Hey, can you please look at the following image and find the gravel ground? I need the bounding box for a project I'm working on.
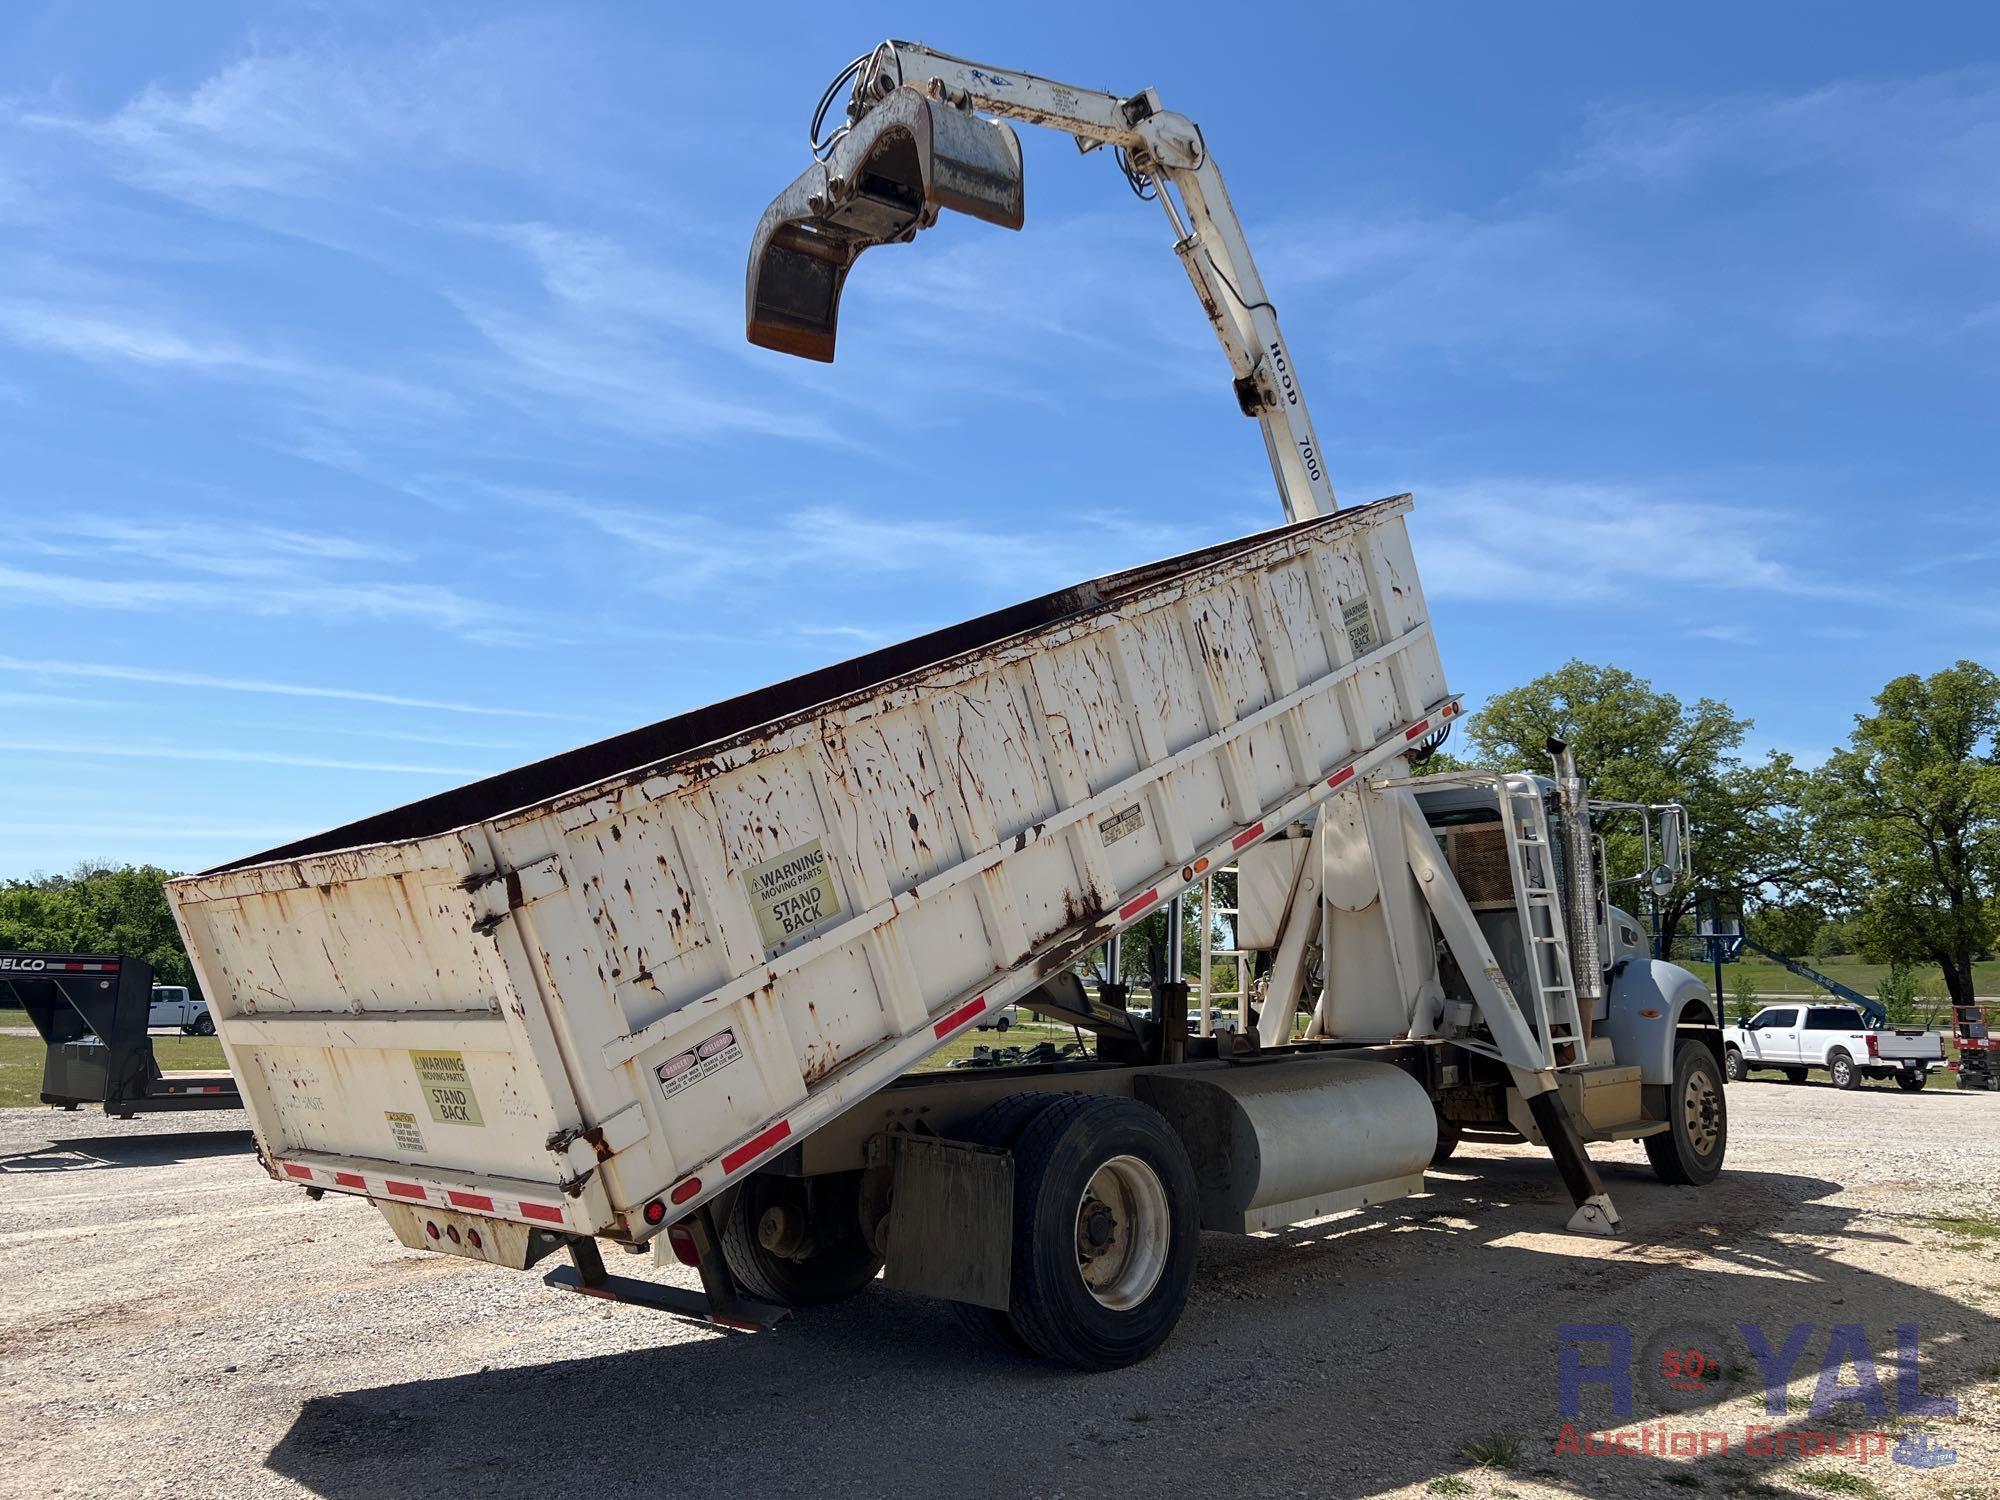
[0,1081,1994,1500]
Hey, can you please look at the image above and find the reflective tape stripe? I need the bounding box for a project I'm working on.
[932,994,987,1038]
[721,1119,793,1175]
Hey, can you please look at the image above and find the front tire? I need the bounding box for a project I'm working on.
[1005,1095,1198,1370]
[1724,1047,1746,1083]
[718,1171,882,1307]
[1430,1119,1462,1166]
[1645,1039,1728,1186]
[1828,1049,1860,1091]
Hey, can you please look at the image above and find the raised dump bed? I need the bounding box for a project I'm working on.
[167,495,1452,1247]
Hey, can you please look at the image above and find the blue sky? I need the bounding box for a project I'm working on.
[1,3,1994,876]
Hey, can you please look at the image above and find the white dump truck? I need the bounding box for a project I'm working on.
[166,42,1728,1370]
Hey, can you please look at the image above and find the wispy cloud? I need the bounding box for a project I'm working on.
[1560,68,2000,241]
[498,484,1211,602]
[0,656,583,720]
[0,510,508,637]
[0,738,482,775]
[1409,480,1830,605]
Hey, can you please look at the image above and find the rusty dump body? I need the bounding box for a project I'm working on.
[167,495,1451,1249]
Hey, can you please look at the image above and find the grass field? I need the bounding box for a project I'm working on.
[1722,956,1999,1001]
[0,1033,225,1108]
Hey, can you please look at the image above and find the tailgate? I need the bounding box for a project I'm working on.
[1878,1031,1945,1062]
[168,841,608,1234]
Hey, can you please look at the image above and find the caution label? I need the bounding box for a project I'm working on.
[385,1110,426,1153]
[655,1027,743,1101]
[1342,595,1377,658]
[411,1049,485,1126]
[744,838,844,949]
[1100,803,1146,846]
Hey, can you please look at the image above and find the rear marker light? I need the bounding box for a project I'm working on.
[445,1225,461,1244]
[467,1229,482,1250]
[425,1221,440,1240]
[645,1197,670,1223]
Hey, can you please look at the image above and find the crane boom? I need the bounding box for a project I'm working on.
[746,40,1337,523]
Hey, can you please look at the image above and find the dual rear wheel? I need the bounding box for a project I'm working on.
[950,1092,1199,1371]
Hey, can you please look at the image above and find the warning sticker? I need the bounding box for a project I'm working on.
[744,838,844,949]
[1099,804,1146,846]
[655,1028,744,1101]
[1342,595,1378,658]
[385,1110,426,1153]
[411,1049,484,1127]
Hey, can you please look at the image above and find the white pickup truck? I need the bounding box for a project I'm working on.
[147,985,215,1035]
[1724,1003,1944,1091]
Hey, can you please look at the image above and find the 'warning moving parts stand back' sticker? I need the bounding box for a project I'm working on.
[743,837,844,949]
[411,1049,485,1126]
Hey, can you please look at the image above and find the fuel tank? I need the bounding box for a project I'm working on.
[1137,1055,1435,1232]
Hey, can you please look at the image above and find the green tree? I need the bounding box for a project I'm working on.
[1806,660,1999,1007]
[0,865,196,993]
[1726,965,1762,1024]
[1748,901,1824,957]
[1465,660,1807,944]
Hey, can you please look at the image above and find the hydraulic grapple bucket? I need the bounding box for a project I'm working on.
[746,87,1024,361]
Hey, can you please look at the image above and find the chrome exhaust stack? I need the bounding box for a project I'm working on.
[746,87,1025,361]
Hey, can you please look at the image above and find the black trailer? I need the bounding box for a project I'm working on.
[2,952,240,1117]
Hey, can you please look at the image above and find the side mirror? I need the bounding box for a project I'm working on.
[1659,811,1684,874]
[1744,1016,1761,1030]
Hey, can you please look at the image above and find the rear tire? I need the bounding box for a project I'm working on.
[1644,1039,1728,1186]
[994,1015,1011,1032]
[194,1015,215,1036]
[945,1092,1063,1352]
[1723,1047,1746,1083]
[1896,1068,1927,1092]
[1005,1095,1198,1370]
[1828,1049,1859,1091]
[718,1171,882,1307]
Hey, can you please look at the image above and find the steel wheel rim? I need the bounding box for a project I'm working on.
[1683,1068,1721,1157]
[1074,1154,1169,1311]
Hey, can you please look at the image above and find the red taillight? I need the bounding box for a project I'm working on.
[445,1224,461,1244]
[666,1224,700,1267]
[424,1221,440,1240]
[1866,1034,1879,1059]
[467,1229,482,1250]
[643,1199,667,1226]
[668,1177,701,1205]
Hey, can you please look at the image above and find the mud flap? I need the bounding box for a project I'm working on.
[880,1135,1014,1310]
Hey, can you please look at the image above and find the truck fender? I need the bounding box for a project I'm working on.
[1602,959,1721,1087]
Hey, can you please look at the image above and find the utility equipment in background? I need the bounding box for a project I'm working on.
[2,952,240,1116]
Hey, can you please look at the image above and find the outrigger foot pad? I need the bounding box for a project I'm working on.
[1565,1193,1621,1236]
